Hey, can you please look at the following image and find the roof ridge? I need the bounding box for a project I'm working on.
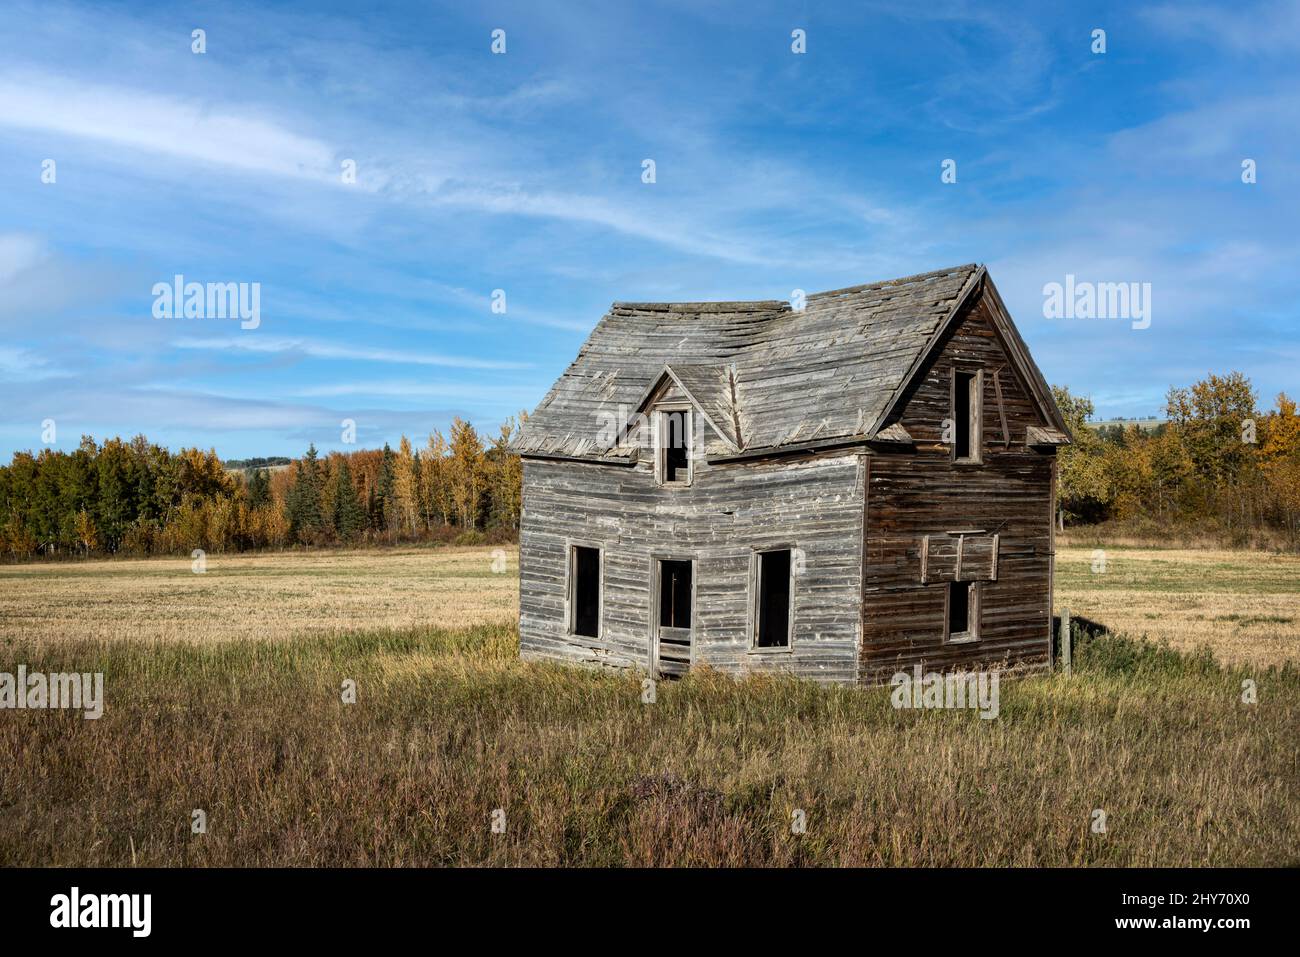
[807,263,980,301]
[611,300,787,313]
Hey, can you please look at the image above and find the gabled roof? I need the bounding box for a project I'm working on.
[627,364,742,452]
[513,264,1065,462]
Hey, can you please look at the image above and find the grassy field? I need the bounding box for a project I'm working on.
[2,544,1292,669]
[1056,546,1300,670]
[1,544,1296,866]
[0,546,518,644]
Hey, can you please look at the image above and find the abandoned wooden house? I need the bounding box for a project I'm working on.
[511,264,1071,685]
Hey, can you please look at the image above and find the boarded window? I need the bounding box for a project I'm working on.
[659,410,691,484]
[658,559,692,628]
[570,545,601,638]
[920,533,999,583]
[946,581,979,641]
[953,369,981,462]
[755,549,792,648]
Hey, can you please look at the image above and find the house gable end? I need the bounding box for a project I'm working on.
[870,272,1070,447]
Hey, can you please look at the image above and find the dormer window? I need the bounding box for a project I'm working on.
[655,407,692,486]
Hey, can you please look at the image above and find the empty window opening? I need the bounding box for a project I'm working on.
[953,370,980,461]
[755,549,792,648]
[659,410,691,484]
[570,545,601,638]
[658,560,692,629]
[947,581,978,641]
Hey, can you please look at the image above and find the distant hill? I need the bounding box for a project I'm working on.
[1084,418,1166,432]
[222,456,293,471]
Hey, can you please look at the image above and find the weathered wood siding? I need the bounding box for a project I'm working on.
[519,446,865,685]
[861,291,1056,683]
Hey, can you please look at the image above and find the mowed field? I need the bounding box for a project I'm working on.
[0,546,519,645]
[1,544,1294,668]
[1,544,1296,867]
[1055,546,1300,670]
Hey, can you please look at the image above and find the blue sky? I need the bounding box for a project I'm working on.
[1,0,1296,459]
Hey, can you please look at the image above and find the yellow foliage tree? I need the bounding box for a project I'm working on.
[448,418,484,529]
[392,436,420,535]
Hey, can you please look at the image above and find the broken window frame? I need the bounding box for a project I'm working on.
[656,558,694,630]
[749,546,795,652]
[649,553,696,676]
[944,579,980,643]
[654,405,693,487]
[950,366,984,464]
[567,541,603,639]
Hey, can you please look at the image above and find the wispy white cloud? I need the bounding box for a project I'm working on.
[293,380,542,402]
[0,71,343,183]
[0,344,66,381]
[171,335,532,371]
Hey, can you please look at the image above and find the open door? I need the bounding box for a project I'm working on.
[652,559,693,678]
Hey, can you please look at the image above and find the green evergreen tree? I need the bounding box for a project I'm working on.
[245,467,271,509]
[374,443,396,530]
[330,457,365,542]
[287,445,324,542]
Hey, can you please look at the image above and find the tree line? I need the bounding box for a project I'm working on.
[5,369,1296,559]
[0,415,525,559]
[1054,371,1300,546]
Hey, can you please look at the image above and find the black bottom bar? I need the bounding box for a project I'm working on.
[0,867,1280,943]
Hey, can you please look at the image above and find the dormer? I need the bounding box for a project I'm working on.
[623,363,743,486]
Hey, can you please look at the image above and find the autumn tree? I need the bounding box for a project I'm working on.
[486,415,524,529]
[73,509,99,556]
[422,431,452,527]
[1051,385,1111,524]
[392,436,420,535]
[448,417,484,529]
[1165,371,1258,488]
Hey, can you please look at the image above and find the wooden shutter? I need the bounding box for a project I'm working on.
[921,533,999,583]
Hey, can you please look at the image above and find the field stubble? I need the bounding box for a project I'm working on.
[0,543,1295,866]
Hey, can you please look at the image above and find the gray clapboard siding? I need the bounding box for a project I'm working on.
[520,449,865,684]
[515,265,1066,687]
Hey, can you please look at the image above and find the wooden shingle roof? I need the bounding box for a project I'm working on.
[514,263,1025,462]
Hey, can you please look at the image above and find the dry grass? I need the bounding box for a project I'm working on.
[0,546,518,644]
[1,543,1295,866]
[1056,546,1300,670]
[0,624,1294,867]
[5,543,1292,670]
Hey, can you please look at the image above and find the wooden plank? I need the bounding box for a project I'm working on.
[993,367,1010,447]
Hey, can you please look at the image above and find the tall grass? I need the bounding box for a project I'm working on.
[1,625,1295,866]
